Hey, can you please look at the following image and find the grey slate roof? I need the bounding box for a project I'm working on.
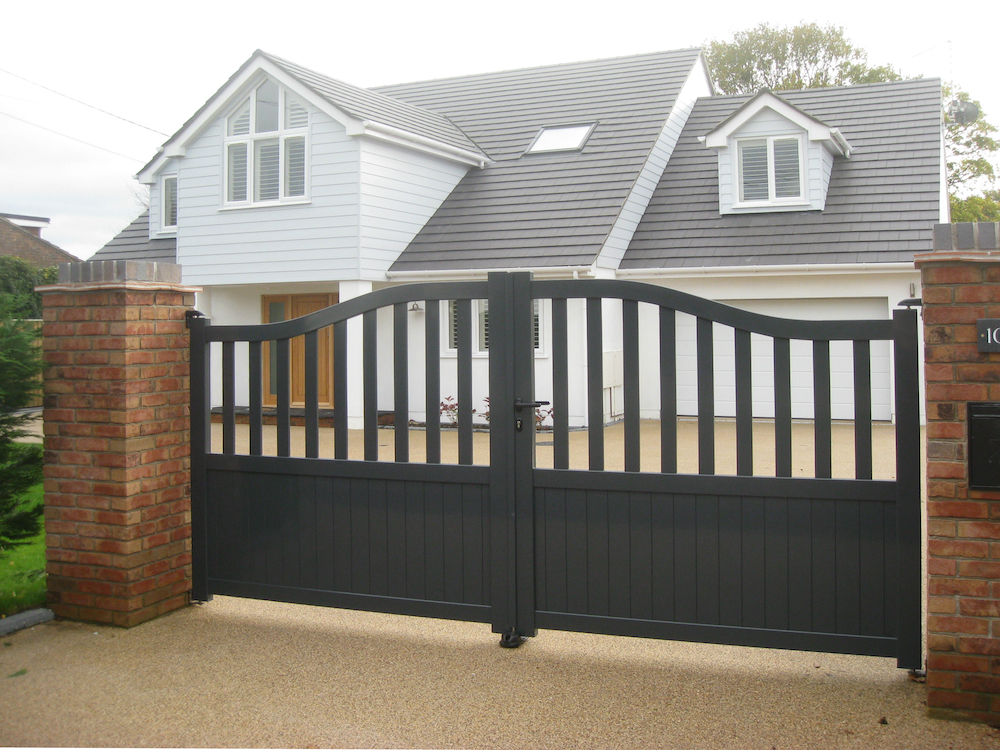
[90,211,176,263]
[375,49,704,271]
[621,78,943,269]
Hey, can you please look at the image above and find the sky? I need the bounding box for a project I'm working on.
[1,0,997,260]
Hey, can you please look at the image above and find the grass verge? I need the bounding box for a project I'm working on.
[0,482,46,618]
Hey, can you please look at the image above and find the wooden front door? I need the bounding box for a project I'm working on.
[262,293,337,407]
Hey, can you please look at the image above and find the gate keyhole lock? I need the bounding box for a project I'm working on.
[516,419,524,432]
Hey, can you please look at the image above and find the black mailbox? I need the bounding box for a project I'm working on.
[969,403,1000,489]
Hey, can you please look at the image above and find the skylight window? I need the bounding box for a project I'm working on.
[526,124,595,154]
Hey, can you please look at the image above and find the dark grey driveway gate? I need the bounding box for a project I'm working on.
[189,272,921,668]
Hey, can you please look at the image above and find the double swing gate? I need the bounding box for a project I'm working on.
[189,273,921,668]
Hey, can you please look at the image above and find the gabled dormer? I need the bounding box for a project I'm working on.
[700,90,851,215]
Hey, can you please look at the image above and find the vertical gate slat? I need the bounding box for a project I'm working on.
[811,499,837,633]
[764,498,789,630]
[368,480,388,596]
[305,330,319,459]
[248,340,263,456]
[333,320,348,460]
[456,298,473,465]
[222,340,236,455]
[741,497,765,629]
[696,496,721,623]
[835,499,862,635]
[587,299,604,471]
[697,318,715,475]
[623,300,640,472]
[735,329,753,476]
[586,490,610,616]
[629,492,653,620]
[424,301,441,464]
[386,479,407,598]
[650,494,675,622]
[858,500,885,636]
[854,340,873,480]
[552,298,569,470]
[814,341,832,479]
[608,491,631,618]
[718,496,743,627]
[405,482,425,600]
[394,303,409,463]
[276,338,290,458]
[673,495,697,622]
[786,499,812,631]
[774,338,792,478]
[660,307,677,474]
[363,310,378,462]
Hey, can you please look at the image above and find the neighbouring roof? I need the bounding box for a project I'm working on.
[0,216,78,266]
[378,49,704,271]
[622,78,943,269]
[90,211,176,263]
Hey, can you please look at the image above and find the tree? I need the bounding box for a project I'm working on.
[0,256,57,319]
[951,190,1000,223]
[706,23,901,95]
[945,85,999,196]
[0,296,44,557]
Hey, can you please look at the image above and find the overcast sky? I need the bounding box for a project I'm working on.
[1,0,996,260]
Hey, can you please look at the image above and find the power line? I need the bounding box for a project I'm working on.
[0,110,145,163]
[0,66,169,136]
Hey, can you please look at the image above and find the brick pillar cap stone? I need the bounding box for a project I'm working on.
[57,260,182,285]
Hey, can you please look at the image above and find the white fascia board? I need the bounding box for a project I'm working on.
[616,262,916,279]
[137,55,365,184]
[702,92,850,157]
[385,265,594,281]
[351,120,490,168]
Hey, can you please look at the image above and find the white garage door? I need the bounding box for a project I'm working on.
[672,297,893,422]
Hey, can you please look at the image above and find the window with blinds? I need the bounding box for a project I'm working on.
[162,176,178,229]
[737,135,803,205]
[224,79,308,205]
[448,299,541,353]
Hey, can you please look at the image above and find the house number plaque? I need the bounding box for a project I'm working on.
[978,320,1000,352]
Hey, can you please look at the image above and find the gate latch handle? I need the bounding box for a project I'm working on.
[514,398,550,412]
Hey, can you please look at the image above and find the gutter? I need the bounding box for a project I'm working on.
[615,262,917,279]
[385,265,596,281]
[359,120,491,168]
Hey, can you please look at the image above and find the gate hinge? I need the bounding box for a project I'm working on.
[185,309,206,329]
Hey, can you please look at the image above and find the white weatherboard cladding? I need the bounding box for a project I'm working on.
[596,60,713,269]
[176,112,362,286]
[717,108,832,214]
[359,140,470,278]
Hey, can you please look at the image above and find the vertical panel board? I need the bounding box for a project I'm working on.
[463,484,485,605]
[424,302,441,464]
[351,478,371,593]
[297,475,318,589]
[248,474,268,584]
[386,480,407,598]
[248,341,263,456]
[697,318,715,475]
[543,488,568,613]
[363,311,378,461]
[587,300,604,470]
[368,479,389,596]
[660,307,677,474]
[442,482,465,603]
[315,476,335,591]
[334,320,348,460]
[566,489,589,614]
[205,472,224,583]
[858,500,886,636]
[786,499,812,631]
[764,498,790,630]
[740,497,766,629]
[587,490,610,616]
[673,495,698,622]
[405,482,426,600]
[265,474,285,586]
[281,477,302,589]
[811,500,837,633]
[835,499,862,635]
[696,496,721,624]
[552,299,570,469]
[333,477,353,591]
[629,492,653,621]
[423,482,445,602]
[651,493,675,622]
[535,489,547,609]
[883,502,899,638]
[717,496,743,627]
[608,491,631,618]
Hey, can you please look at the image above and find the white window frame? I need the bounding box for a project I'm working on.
[732,134,807,208]
[442,299,545,357]
[160,174,178,232]
[222,78,309,208]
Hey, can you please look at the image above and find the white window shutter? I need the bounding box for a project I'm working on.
[227,144,248,202]
[773,138,801,199]
[254,139,280,201]
[739,140,769,202]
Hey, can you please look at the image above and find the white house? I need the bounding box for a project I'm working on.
[93,49,945,427]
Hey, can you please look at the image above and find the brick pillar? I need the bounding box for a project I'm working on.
[39,261,199,627]
[916,222,1000,723]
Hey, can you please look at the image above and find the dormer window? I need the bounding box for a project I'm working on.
[736,135,804,205]
[225,78,309,205]
[525,123,596,154]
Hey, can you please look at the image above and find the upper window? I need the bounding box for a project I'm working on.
[162,175,177,230]
[736,136,803,205]
[526,124,595,154]
[225,79,308,205]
